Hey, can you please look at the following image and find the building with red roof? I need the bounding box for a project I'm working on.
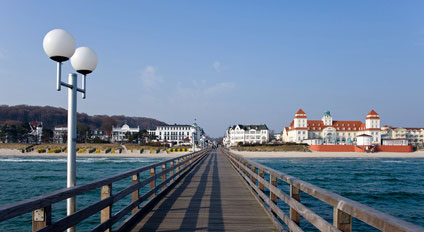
[282,109,381,145]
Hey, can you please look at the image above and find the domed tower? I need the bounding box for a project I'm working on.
[322,110,333,126]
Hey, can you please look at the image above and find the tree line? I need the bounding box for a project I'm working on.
[0,105,167,143]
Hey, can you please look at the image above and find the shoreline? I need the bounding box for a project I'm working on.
[0,149,188,158]
[231,150,424,158]
[2,148,424,159]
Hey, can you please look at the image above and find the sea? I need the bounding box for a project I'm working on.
[0,156,423,231]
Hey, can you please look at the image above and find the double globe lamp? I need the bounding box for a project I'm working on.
[43,28,98,230]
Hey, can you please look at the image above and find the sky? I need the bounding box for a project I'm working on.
[0,1,424,137]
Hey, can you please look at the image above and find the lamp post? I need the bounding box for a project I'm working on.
[43,29,98,232]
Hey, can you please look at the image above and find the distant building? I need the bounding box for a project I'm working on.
[382,138,409,146]
[273,133,282,141]
[381,126,424,145]
[90,129,110,142]
[28,121,43,144]
[282,109,381,145]
[112,124,140,143]
[223,124,269,147]
[356,134,372,146]
[53,127,67,143]
[148,123,205,146]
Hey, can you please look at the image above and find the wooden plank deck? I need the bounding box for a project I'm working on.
[131,149,278,231]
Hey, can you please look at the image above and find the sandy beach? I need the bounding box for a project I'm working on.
[231,150,424,158]
[0,149,189,158]
[2,148,424,158]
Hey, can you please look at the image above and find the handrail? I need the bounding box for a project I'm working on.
[221,148,424,232]
[0,148,210,231]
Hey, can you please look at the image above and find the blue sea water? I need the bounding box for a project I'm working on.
[0,156,423,231]
[253,158,424,231]
[0,156,166,232]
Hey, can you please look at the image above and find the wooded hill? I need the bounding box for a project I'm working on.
[0,105,167,132]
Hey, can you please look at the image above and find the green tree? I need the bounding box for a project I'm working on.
[77,123,90,143]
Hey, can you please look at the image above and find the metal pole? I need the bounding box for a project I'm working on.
[82,74,86,99]
[67,73,77,232]
[56,62,62,91]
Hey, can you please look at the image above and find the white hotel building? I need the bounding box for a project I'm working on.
[223,124,270,147]
[282,109,381,145]
[112,124,140,143]
[148,123,205,146]
[381,126,424,145]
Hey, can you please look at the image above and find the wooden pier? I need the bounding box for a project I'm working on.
[131,149,277,231]
[0,148,423,232]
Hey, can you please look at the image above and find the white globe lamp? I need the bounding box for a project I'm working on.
[43,29,76,62]
[71,47,98,75]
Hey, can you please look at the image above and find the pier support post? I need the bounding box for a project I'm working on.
[150,167,156,198]
[290,185,301,229]
[334,208,352,232]
[162,164,166,190]
[251,165,257,185]
[100,184,112,232]
[270,174,278,215]
[258,169,265,192]
[131,174,139,214]
[170,161,174,183]
[175,159,180,177]
[32,206,51,231]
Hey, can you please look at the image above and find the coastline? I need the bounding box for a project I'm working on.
[231,150,424,158]
[0,149,188,158]
[3,148,424,159]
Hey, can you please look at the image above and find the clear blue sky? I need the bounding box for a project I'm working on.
[0,1,424,137]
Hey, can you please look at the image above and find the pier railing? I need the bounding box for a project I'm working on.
[222,148,424,232]
[0,149,209,232]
